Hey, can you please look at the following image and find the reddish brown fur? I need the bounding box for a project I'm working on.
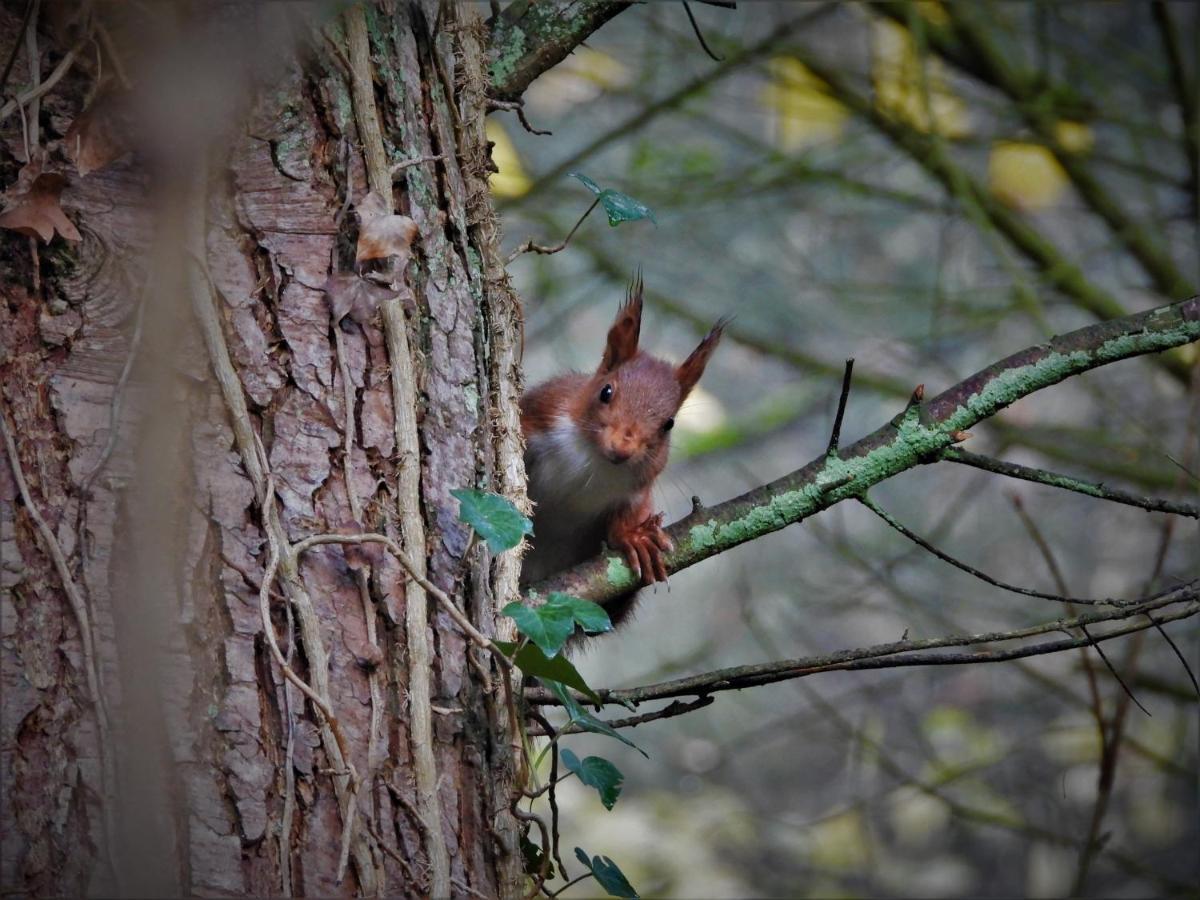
[520,277,725,626]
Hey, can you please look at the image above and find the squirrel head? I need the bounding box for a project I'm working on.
[578,273,728,473]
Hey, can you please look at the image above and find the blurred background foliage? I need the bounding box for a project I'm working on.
[492,2,1196,897]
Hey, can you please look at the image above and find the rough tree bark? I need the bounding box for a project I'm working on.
[1,2,530,896]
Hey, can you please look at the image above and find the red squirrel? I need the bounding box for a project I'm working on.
[519,274,726,626]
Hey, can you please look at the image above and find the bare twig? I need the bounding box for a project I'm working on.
[942,447,1200,519]
[506,197,599,264]
[489,98,552,135]
[825,358,854,454]
[682,1,723,61]
[859,495,1142,608]
[531,695,716,735]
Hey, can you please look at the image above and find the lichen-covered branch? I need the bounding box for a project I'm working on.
[527,294,1200,605]
[488,0,631,101]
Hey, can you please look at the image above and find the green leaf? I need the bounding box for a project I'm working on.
[501,594,610,657]
[450,488,532,554]
[568,172,602,195]
[493,640,518,657]
[548,681,647,758]
[502,601,575,657]
[574,848,639,899]
[560,749,623,810]
[512,645,602,705]
[567,172,656,227]
[597,189,656,227]
[545,593,612,635]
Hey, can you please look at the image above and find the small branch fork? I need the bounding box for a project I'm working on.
[506,197,600,264]
[489,98,552,136]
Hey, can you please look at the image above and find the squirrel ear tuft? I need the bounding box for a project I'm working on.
[600,269,644,372]
[677,314,730,398]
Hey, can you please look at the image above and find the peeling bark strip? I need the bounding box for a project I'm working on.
[531,295,1200,605]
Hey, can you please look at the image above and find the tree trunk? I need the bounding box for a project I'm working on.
[1,2,525,896]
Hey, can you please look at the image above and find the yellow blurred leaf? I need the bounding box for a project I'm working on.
[760,57,848,150]
[486,119,531,198]
[1055,120,1094,154]
[807,810,870,871]
[989,141,1068,210]
[872,19,969,138]
[526,48,631,116]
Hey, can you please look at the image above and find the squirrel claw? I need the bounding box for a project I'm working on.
[614,512,672,585]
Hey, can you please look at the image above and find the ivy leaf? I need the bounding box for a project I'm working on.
[511,644,602,705]
[451,488,532,554]
[568,172,603,195]
[561,749,623,810]
[574,848,640,899]
[548,681,647,758]
[568,172,657,227]
[545,593,612,635]
[502,594,612,657]
[502,601,575,658]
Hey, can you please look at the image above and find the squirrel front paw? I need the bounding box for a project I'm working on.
[611,512,674,584]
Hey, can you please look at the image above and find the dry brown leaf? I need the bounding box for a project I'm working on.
[0,169,82,243]
[64,91,133,177]
[322,273,397,326]
[354,190,417,264]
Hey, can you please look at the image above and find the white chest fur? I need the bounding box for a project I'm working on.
[526,415,638,522]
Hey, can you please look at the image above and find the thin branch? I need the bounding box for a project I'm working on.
[506,197,599,264]
[682,2,723,61]
[1007,492,1108,725]
[533,695,716,736]
[527,295,1200,606]
[527,585,1200,706]
[489,98,552,135]
[825,359,854,454]
[942,447,1200,519]
[859,494,1136,608]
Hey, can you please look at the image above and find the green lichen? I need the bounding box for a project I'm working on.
[688,520,718,552]
[606,555,634,588]
[489,24,527,87]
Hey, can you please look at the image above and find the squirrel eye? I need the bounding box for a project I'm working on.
[599,384,614,404]
[663,417,675,432]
